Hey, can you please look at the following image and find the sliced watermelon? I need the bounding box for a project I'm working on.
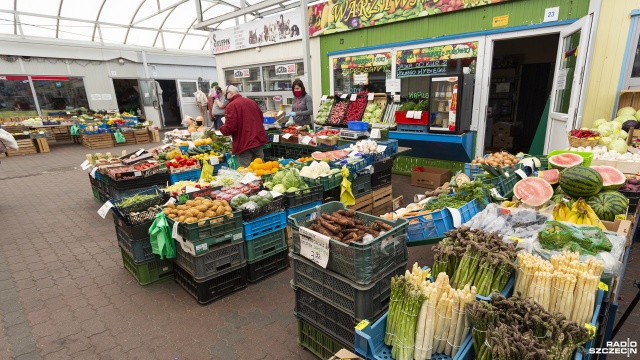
[514,177,554,207]
[538,169,560,185]
[591,165,626,190]
[311,151,327,161]
[548,153,584,169]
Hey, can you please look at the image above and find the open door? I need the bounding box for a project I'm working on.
[138,79,162,129]
[544,15,593,153]
[177,80,199,120]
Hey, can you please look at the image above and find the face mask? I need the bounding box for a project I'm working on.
[294,90,303,97]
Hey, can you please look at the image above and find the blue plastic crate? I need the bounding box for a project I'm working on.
[475,271,515,301]
[376,139,399,154]
[286,201,322,217]
[458,198,482,224]
[331,158,367,175]
[406,209,453,242]
[264,117,275,124]
[348,121,369,132]
[243,211,287,240]
[169,168,202,184]
[354,311,473,360]
[574,289,605,360]
[397,124,429,133]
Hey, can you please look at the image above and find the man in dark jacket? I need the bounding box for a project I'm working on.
[219,85,268,167]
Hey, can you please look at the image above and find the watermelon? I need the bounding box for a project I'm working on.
[591,165,625,190]
[586,191,629,221]
[513,177,554,207]
[548,153,584,169]
[538,169,560,185]
[559,166,603,198]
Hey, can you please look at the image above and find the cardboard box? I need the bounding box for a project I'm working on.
[492,136,513,148]
[329,349,363,360]
[492,123,518,136]
[590,159,640,175]
[411,166,451,189]
[603,218,633,247]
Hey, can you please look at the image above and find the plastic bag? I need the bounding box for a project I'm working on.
[0,128,18,150]
[114,130,126,144]
[200,160,213,180]
[538,221,612,256]
[339,167,355,206]
[148,212,176,259]
[69,124,79,136]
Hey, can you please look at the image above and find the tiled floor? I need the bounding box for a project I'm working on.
[0,141,637,359]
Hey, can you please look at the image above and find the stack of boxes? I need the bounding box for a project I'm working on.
[492,123,518,148]
[370,158,393,216]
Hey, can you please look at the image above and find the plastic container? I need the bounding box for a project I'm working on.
[348,121,369,132]
[284,184,324,208]
[354,312,473,360]
[371,169,392,189]
[243,211,287,240]
[574,289,605,360]
[264,116,276,124]
[120,247,173,287]
[169,168,202,184]
[547,149,594,167]
[244,228,287,262]
[92,185,100,202]
[291,252,406,320]
[351,173,372,197]
[480,172,521,198]
[288,202,409,285]
[330,157,367,175]
[322,187,341,203]
[286,201,322,217]
[108,171,170,191]
[393,156,465,176]
[297,317,351,360]
[173,261,247,305]
[246,248,289,283]
[238,195,286,222]
[302,172,343,191]
[463,163,485,178]
[112,212,152,240]
[174,240,245,280]
[618,189,640,215]
[396,124,429,133]
[375,139,399,154]
[112,186,165,215]
[458,198,483,224]
[115,226,159,265]
[406,209,453,242]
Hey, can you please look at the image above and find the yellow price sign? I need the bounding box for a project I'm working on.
[599,282,609,292]
[509,236,523,243]
[355,320,370,331]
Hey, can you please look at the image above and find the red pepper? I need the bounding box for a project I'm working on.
[413,166,424,172]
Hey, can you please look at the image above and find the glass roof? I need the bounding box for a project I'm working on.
[0,0,297,52]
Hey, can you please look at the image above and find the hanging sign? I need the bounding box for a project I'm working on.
[333,53,392,74]
[396,42,478,78]
[275,64,297,75]
[308,0,511,36]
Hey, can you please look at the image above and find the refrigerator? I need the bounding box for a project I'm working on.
[427,74,474,134]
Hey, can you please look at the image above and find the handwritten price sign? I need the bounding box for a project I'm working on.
[299,226,331,268]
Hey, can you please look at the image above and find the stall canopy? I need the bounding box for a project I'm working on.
[0,0,299,51]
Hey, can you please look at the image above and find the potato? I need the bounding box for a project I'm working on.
[189,209,200,217]
[194,200,203,207]
[197,212,205,219]
[185,200,194,207]
[163,208,172,216]
[168,214,177,219]
[198,221,206,226]
[226,213,234,219]
[224,206,232,213]
[177,205,187,211]
[178,210,186,217]
[194,197,205,201]
[212,200,222,207]
[210,205,220,213]
[178,216,186,222]
[216,206,225,216]
[171,209,179,215]
[221,200,229,207]
[204,210,216,218]
[167,202,175,209]
[196,205,208,213]
[185,217,197,223]
[203,200,214,208]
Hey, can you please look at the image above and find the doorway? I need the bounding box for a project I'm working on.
[484,34,559,154]
[156,80,181,128]
[112,79,143,117]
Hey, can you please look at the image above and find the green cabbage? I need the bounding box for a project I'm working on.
[599,136,612,146]
[272,171,286,184]
[597,124,612,137]
[610,139,628,154]
[610,121,622,131]
[617,106,636,117]
[593,119,607,128]
[282,170,299,189]
[273,184,286,194]
[287,187,299,193]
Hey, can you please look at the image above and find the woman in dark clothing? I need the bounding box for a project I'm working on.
[285,79,313,126]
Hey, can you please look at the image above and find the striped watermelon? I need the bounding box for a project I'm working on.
[591,165,626,190]
[548,153,584,169]
[558,166,603,199]
[586,191,629,221]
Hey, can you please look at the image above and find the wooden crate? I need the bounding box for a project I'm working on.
[347,192,373,213]
[7,139,37,156]
[149,129,160,143]
[372,201,393,216]
[35,138,50,153]
[0,152,6,158]
[617,90,640,112]
[81,133,114,149]
[114,131,136,146]
[372,185,393,208]
[2,125,26,132]
[133,129,150,144]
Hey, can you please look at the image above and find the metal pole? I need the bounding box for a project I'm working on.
[300,0,312,98]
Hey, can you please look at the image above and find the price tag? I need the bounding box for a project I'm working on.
[273,135,279,142]
[317,135,328,139]
[161,144,172,150]
[187,141,195,149]
[509,236,523,243]
[413,111,422,119]
[90,167,98,178]
[350,94,357,101]
[371,129,381,139]
[341,94,348,99]
[393,95,401,102]
[299,226,331,268]
[23,131,29,135]
[599,282,609,291]
[367,93,374,101]
[447,207,462,227]
[355,320,370,331]
[80,160,91,170]
[185,186,199,193]
[406,111,415,118]
[241,172,259,184]
[134,171,142,177]
[321,95,328,101]
[270,190,282,198]
[135,149,144,156]
[543,6,559,22]
[377,145,387,153]
[515,169,527,179]
[163,197,176,207]
[282,133,292,139]
[214,130,223,136]
[209,157,219,165]
[97,201,114,219]
[172,220,180,239]
[39,131,44,135]
[301,136,312,145]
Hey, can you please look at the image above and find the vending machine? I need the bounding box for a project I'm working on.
[427,74,474,134]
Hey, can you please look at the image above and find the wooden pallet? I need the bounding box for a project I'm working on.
[0,152,6,158]
[2,125,26,132]
[7,140,37,156]
[113,131,136,146]
[81,133,114,149]
[347,192,373,213]
[372,185,393,208]
[148,129,160,143]
[35,138,50,153]
[133,129,150,144]
[372,201,393,216]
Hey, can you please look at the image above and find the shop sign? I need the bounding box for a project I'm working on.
[209,8,303,55]
[233,69,250,78]
[396,42,478,78]
[333,52,392,75]
[275,64,296,75]
[353,73,368,85]
[308,0,511,37]
[273,96,282,102]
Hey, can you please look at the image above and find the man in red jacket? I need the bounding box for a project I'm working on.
[219,85,268,167]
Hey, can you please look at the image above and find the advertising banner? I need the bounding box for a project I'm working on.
[333,52,392,75]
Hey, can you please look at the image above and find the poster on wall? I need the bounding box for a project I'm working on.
[333,52,392,75]
[210,9,303,54]
[308,0,511,36]
[396,42,478,78]
[275,64,297,75]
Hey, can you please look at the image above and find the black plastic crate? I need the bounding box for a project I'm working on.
[350,173,371,197]
[239,195,286,221]
[246,249,289,283]
[322,187,341,203]
[174,262,247,305]
[619,189,640,214]
[174,241,245,280]
[285,184,324,208]
[115,226,159,264]
[372,158,393,173]
[109,170,170,191]
[112,212,153,239]
[371,169,392,190]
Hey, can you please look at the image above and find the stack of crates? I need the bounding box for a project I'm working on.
[371,158,394,216]
[347,170,373,214]
[287,202,409,359]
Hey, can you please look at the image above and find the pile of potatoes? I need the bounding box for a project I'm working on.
[163,197,233,225]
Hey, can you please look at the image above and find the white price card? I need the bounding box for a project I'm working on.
[172,220,180,239]
[97,201,114,219]
[273,134,279,142]
[135,149,144,156]
[214,130,223,136]
[241,172,259,184]
[350,94,357,102]
[543,7,559,22]
[90,167,98,178]
[515,169,527,179]
[187,141,195,149]
[371,129,381,139]
[406,111,415,118]
[161,144,172,150]
[393,95,401,102]
[301,136,312,145]
[377,145,387,153]
[447,207,462,227]
[321,95,328,101]
[23,131,29,135]
[134,171,142,177]
[282,133,292,139]
[209,157,219,165]
[368,93,375,101]
[80,160,91,170]
[413,111,423,119]
[270,190,282,198]
[185,186,199,193]
[299,226,331,268]
[341,94,348,99]
[317,135,328,139]
[39,131,44,135]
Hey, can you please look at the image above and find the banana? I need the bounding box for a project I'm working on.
[502,201,516,208]
[566,212,579,224]
[584,202,608,230]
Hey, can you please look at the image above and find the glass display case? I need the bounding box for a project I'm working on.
[428,75,460,134]
[262,62,304,92]
[224,67,262,93]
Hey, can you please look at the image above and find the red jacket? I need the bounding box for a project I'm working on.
[220,94,268,154]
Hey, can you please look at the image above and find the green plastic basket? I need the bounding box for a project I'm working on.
[547,150,593,168]
[393,156,465,176]
[120,248,173,287]
[302,172,342,191]
[91,185,100,202]
[244,228,287,263]
[297,318,348,360]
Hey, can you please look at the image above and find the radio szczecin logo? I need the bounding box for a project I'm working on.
[589,339,637,357]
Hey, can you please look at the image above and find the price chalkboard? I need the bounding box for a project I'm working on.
[396,59,450,78]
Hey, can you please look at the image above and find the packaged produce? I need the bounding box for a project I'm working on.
[362,102,385,123]
[263,168,309,193]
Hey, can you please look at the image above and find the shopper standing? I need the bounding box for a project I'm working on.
[219,85,268,167]
[209,86,227,129]
[285,79,313,126]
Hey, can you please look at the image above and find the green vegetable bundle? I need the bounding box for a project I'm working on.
[538,221,613,256]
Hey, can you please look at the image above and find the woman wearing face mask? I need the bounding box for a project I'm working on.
[285,79,313,127]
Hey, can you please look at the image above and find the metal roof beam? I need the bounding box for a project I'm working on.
[193,0,284,29]
[255,3,299,18]
[132,0,189,26]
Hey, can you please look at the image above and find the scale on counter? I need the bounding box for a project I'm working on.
[263,124,281,130]
[340,129,368,140]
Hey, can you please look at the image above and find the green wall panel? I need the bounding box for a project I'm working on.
[320,0,591,93]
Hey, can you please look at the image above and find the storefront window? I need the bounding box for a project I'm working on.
[262,62,304,92]
[224,67,262,93]
[333,53,392,94]
[0,76,38,117]
[32,76,89,112]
